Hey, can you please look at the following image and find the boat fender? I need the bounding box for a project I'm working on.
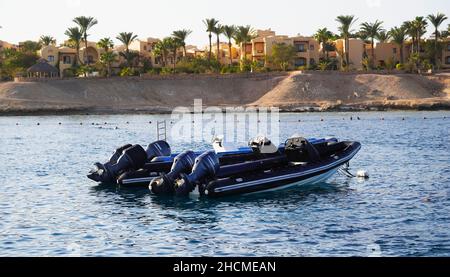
[150,150,197,195]
[356,170,369,179]
[146,140,171,161]
[175,151,220,196]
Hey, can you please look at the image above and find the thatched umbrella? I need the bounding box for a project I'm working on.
[27,58,59,78]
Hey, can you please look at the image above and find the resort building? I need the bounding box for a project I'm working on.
[0,40,17,52]
[211,42,240,65]
[442,38,450,69]
[186,45,205,58]
[334,39,365,70]
[364,42,411,67]
[39,42,104,76]
[242,29,321,69]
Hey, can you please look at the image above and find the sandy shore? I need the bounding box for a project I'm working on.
[0,72,449,115]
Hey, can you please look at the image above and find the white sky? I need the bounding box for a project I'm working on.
[0,0,449,47]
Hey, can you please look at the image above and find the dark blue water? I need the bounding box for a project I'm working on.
[0,111,449,257]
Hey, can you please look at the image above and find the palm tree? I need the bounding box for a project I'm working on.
[223,25,236,65]
[154,39,170,67]
[64,27,83,65]
[336,15,358,68]
[314,28,333,59]
[389,27,407,64]
[203,18,219,60]
[360,20,384,68]
[39,35,56,46]
[427,13,448,65]
[172,29,192,57]
[100,52,117,77]
[234,25,256,61]
[376,31,390,43]
[402,21,416,54]
[73,16,98,65]
[97,37,114,52]
[412,16,428,53]
[165,37,180,70]
[213,24,224,61]
[116,32,138,66]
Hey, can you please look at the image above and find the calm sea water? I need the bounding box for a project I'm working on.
[0,111,449,257]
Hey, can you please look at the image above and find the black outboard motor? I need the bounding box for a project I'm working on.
[88,144,132,180]
[88,145,148,183]
[150,150,197,195]
[102,145,148,183]
[174,151,220,196]
[106,144,133,166]
[146,140,171,161]
[285,137,321,163]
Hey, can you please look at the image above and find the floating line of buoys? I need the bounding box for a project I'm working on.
[11,115,446,127]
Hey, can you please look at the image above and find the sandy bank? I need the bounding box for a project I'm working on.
[0,72,449,115]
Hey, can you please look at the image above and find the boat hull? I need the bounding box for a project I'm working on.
[205,142,361,198]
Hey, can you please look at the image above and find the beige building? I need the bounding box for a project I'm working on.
[334,38,365,70]
[212,42,240,65]
[442,38,450,69]
[243,29,321,69]
[39,42,103,76]
[0,40,17,52]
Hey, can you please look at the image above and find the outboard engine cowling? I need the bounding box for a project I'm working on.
[146,140,171,161]
[105,144,148,181]
[174,151,220,196]
[150,150,197,195]
[106,144,133,166]
[285,137,321,163]
[88,144,148,183]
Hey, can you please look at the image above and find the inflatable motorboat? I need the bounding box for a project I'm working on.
[87,136,361,198]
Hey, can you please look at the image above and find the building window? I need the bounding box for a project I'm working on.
[393,48,397,54]
[87,55,94,63]
[294,58,307,67]
[48,55,55,62]
[310,58,315,65]
[295,44,306,52]
[447,44,450,51]
[63,56,71,64]
[446,56,450,64]
[309,44,314,51]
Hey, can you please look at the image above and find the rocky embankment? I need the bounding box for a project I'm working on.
[0,72,449,115]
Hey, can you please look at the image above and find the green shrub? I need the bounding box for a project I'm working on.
[147,68,161,75]
[119,67,134,77]
[160,67,174,75]
[176,57,221,74]
[396,63,404,70]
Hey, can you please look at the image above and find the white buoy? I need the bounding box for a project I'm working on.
[356,170,369,179]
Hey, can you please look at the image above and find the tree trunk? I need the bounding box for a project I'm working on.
[228,41,233,65]
[84,35,88,65]
[434,28,438,66]
[173,50,177,71]
[208,33,212,61]
[371,38,375,68]
[345,37,350,68]
[417,31,421,54]
[217,35,220,63]
[400,43,404,64]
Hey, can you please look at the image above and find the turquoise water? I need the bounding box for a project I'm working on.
[0,111,449,256]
